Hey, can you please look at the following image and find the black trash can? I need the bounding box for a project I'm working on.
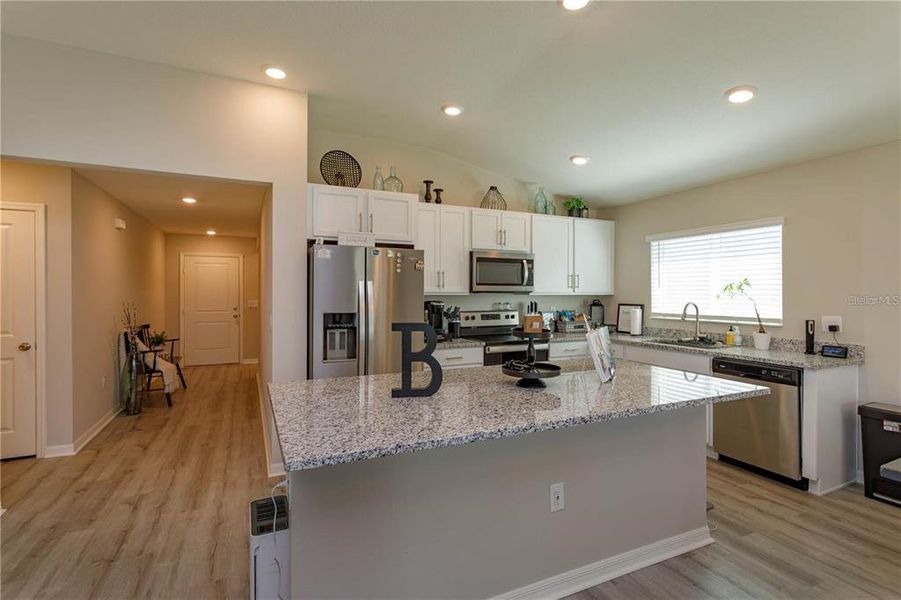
[858,402,901,506]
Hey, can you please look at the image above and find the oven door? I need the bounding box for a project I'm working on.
[483,343,549,365]
[471,251,535,293]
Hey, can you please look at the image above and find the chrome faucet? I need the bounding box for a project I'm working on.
[681,302,701,340]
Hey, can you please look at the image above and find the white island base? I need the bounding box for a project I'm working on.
[288,406,713,599]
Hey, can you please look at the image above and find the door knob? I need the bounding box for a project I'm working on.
[18,342,32,351]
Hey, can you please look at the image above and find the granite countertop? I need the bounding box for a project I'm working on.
[268,359,768,472]
[608,333,865,370]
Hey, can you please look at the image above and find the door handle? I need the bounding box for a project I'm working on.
[369,213,374,233]
[18,342,32,352]
[233,314,239,319]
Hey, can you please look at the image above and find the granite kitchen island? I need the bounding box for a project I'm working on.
[269,360,768,599]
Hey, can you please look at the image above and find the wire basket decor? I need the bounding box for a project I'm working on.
[320,150,362,188]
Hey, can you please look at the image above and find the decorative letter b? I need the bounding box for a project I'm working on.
[391,323,443,397]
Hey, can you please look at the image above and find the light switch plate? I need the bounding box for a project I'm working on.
[821,315,842,333]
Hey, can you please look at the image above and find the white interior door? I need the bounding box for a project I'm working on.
[1,208,38,459]
[183,255,241,366]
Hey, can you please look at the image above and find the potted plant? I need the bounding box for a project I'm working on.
[719,278,771,349]
[564,196,585,217]
[149,330,168,349]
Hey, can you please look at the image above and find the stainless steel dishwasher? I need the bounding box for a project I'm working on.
[712,358,807,489]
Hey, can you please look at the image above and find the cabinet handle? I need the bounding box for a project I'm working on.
[369,213,373,232]
[358,213,363,232]
[439,271,444,288]
[503,229,507,246]
[562,348,579,353]
[444,355,465,360]
[497,229,502,245]
[575,274,580,289]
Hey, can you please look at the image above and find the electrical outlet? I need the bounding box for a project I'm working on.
[550,482,565,513]
[821,316,843,333]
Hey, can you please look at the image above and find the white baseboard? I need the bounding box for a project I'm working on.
[256,371,286,478]
[242,358,259,365]
[43,443,75,458]
[810,478,857,496]
[857,469,864,484]
[73,405,122,454]
[491,526,714,600]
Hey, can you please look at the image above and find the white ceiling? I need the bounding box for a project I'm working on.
[3,2,899,205]
[76,167,267,237]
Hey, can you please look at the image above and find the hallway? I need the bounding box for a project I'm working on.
[1,365,277,599]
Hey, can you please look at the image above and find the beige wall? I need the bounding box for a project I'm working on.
[163,233,260,362]
[71,173,165,442]
[2,35,308,393]
[0,160,74,448]
[310,129,559,213]
[607,142,901,408]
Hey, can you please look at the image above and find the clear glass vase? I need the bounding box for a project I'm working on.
[372,166,384,190]
[532,187,550,214]
[480,186,507,210]
[383,166,403,192]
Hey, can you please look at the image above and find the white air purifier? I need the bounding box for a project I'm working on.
[249,495,290,600]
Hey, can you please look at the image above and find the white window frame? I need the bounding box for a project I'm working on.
[646,217,784,326]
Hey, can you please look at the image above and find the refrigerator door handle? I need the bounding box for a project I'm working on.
[366,280,375,374]
[357,280,366,375]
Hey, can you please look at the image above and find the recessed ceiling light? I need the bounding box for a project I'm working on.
[181,197,197,204]
[263,66,287,80]
[570,155,590,166]
[562,0,590,10]
[441,104,463,117]
[725,85,756,104]
[206,229,217,236]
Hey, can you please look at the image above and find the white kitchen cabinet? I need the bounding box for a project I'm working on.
[532,214,573,294]
[416,204,440,293]
[368,190,416,243]
[438,206,470,293]
[433,346,483,369]
[471,209,531,252]
[309,184,367,237]
[623,345,712,375]
[415,204,470,294]
[573,218,614,295]
[530,214,615,295]
[308,183,416,243]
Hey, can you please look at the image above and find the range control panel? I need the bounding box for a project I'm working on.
[459,310,520,327]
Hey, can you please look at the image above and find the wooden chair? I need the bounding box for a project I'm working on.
[125,329,173,407]
[136,324,188,390]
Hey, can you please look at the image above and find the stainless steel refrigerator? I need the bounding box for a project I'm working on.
[309,244,425,379]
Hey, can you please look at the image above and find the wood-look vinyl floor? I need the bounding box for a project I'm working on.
[2,364,898,599]
[1,364,279,599]
[568,459,901,600]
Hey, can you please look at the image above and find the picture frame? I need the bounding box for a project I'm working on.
[616,303,645,334]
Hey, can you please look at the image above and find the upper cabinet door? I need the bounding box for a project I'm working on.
[368,190,416,243]
[415,204,441,293]
[532,215,573,295]
[470,209,504,250]
[438,206,471,293]
[309,184,367,237]
[501,212,531,252]
[573,218,615,295]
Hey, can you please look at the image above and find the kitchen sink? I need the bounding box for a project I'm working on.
[650,338,725,349]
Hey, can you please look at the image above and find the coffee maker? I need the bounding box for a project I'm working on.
[424,301,448,340]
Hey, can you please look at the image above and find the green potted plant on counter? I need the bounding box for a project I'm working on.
[564,196,585,217]
[719,278,771,349]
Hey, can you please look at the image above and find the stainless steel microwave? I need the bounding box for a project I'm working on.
[471,251,534,293]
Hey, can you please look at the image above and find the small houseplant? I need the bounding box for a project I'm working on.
[564,196,585,217]
[719,278,771,349]
[149,330,168,348]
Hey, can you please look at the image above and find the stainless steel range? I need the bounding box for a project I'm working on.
[459,310,550,366]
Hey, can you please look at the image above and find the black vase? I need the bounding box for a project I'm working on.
[568,207,581,217]
[434,188,443,204]
[423,180,434,203]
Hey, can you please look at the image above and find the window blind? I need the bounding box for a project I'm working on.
[649,221,783,325]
